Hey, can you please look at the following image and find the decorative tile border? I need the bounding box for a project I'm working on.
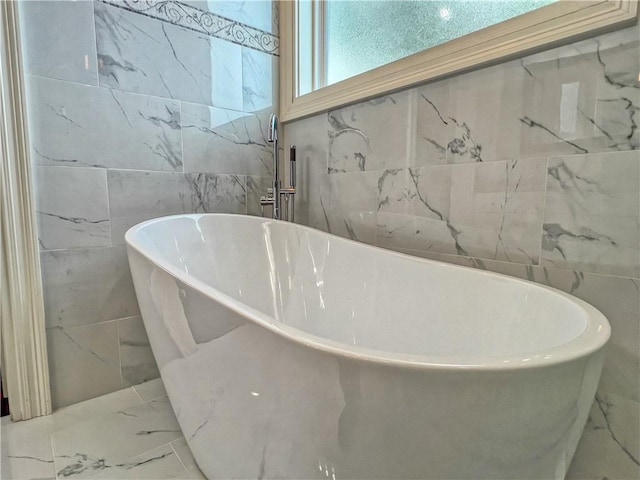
[98,0,279,56]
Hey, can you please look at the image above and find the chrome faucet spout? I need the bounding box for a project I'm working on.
[268,113,278,143]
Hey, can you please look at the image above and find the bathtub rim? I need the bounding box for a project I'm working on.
[125,213,611,372]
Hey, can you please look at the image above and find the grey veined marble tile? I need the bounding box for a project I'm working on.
[283,112,332,232]
[34,166,110,250]
[95,2,243,110]
[51,398,183,477]
[27,75,181,171]
[567,393,639,480]
[243,48,278,113]
[47,322,122,408]
[516,24,640,157]
[41,247,140,328]
[108,170,247,245]
[542,151,640,277]
[182,102,271,176]
[328,90,413,173]
[19,0,98,85]
[119,316,160,388]
[377,158,547,264]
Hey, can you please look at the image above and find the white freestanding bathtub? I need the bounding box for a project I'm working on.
[125,214,610,480]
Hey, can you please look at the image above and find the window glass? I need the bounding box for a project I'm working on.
[326,0,557,86]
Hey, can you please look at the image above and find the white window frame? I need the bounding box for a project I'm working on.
[279,0,638,123]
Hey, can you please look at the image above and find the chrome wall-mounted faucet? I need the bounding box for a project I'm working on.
[260,113,296,221]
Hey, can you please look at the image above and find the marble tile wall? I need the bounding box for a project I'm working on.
[20,0,278,408]
[284,23,640,479]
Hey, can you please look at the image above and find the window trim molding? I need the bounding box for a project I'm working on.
[279,0,638,123]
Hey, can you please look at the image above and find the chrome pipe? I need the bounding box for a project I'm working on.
[268,113,280,220]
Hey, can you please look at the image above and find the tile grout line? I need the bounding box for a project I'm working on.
[169,439,193,479]
[538,156,550,267]
[49,431,58,480]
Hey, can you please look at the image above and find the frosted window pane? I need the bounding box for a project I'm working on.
[326,0,557,86]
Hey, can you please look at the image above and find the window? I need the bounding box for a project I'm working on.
[280,0,638,122]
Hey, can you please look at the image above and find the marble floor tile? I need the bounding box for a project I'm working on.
[0,414,55,480]
[52,398,182,478]
[171,438,206,479]
[49,387,143,434]
[133,378,168,403]
[76,444,190,479]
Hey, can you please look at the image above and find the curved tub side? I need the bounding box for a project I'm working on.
[126,240,607,480]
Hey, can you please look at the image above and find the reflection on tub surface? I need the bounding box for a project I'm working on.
[126,214,610,480]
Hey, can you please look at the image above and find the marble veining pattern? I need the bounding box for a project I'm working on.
[28,76,182,171]
[1,379,637,479]
[1,381,206,480]
[284,23,640,478]
[34,166,110,250]
[98,0,279,56]
[181,103,272,176]
[95,2,244,109]
[107,170,247,245]
[542,151,639,278]
[328,92,413,174]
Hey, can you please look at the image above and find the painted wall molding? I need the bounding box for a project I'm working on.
[98,0,279,56]
[0,0,51,421]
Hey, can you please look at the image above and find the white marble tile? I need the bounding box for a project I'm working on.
[182,102,271,176]
[27,76,182,171]
[47,322,122,408]
[107,170,247,245]
[84,444,190,479]
[34,166,110,250]
[96,2,243,110]
[542,151,640,277]
[133,378,167,403]
[328,90,413,173]
[376,159,547,263]
[170,438,206,479]
[40,247,140,328]
[412,81,453,166]
[0,414,55,480]
[19,0,98,85]
[517,25,639,157]
[282,112,331,232]
[52,398,182,478]
[118,316,160,388]
[49,387,143,434]
[242,48,277,113]
[182,0,275,33]
[328,170,379,244]
[246,175,272,217]
[567,393,640,480]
